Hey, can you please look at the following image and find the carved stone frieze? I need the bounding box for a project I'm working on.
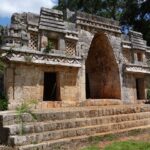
[1,48,82,67]
[125,64,150,74]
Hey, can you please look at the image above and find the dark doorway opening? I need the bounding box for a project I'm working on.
[136,78,145,100]
[86,73,91,99]
[43,72,58,101]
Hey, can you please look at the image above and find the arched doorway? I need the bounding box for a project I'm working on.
[86,33,121,99]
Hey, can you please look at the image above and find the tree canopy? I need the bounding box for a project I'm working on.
[55,0,150,45]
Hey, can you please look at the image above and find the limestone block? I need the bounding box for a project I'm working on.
[41,35,48,49]
[6,68,14,83]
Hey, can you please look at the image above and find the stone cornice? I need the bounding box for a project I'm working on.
[122,41,132,49]
[76,21,121,34]
[124,64,150,74]
[0,47,82,67]
[146,46,150,53]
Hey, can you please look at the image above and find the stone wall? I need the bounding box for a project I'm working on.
[5,64,82,109]
[122,74,137,103]
[122,73,148,103]
[2,7,150,108]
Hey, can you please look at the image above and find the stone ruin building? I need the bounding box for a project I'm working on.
[1,7,150,150]
[0,7,150,109]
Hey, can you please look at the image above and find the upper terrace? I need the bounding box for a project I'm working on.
[0,7,149,71]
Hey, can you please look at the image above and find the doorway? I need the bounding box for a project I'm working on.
[136,78,145,100]
[43,72,59,101]
[86,73,91,99]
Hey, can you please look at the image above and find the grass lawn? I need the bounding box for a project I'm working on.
[81,146,100,150]
[81,141,150,150]
[105,141,150,150]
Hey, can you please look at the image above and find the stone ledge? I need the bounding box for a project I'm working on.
[125,64,150,74]
[0,47,82,68]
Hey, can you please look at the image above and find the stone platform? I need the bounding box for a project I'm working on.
[28,99,122,110]
[0,104,150,150]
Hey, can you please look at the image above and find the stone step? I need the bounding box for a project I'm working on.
[81,99,122,106]
[9,118,150,146]
[6,111,150,135]
[17,124,150,150]
[1,105,150,126]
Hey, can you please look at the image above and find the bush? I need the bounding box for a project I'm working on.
[43,40,54,53]
[0,60,5,73]
[0,93,8,111]
[147,88,150,99]
[16,100,38,135]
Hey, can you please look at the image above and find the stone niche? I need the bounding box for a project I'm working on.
[85,33,121,99]
[40,32,61,51]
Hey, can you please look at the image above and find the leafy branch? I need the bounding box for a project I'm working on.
[0,60,5,73]
[43,39,54,53]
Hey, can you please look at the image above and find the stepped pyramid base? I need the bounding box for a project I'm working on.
[0,104,150,150]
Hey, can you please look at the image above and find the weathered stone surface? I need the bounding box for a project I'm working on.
[4,64,81,109]
[1,6,150,109]
[0,105,150,149]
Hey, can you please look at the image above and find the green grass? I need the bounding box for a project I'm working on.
[105,141,150,150]
[81,146,100,150]
[82,141,150,150]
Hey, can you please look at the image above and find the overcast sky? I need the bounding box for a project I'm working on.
[0,0,58,25]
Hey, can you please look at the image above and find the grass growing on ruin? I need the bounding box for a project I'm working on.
[16,99,38,135]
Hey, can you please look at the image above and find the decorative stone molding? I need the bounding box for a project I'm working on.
[66,40,76,56]
[146,46,150,53]
[122,41,132,49]
[28,32,38,50]
[76,11,121,35]
[0,47,82,67]
[130,30,147,51]
[125,64,150,74]
[76,21,121,35]
[65,31,78,41]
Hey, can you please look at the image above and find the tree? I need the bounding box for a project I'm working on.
[0,25,4,46]
[133,0,150,45]
[98,0,125,20]
[55,0,103,14]
[121,0,150,45]
[0,25,4,73]
[55,0,150,45]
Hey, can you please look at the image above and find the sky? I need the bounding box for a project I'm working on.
[0,0,58,26]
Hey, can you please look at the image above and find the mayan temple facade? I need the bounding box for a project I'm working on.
[0,7,150,109]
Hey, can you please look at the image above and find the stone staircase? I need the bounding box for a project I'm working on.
[0,104,150,150]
